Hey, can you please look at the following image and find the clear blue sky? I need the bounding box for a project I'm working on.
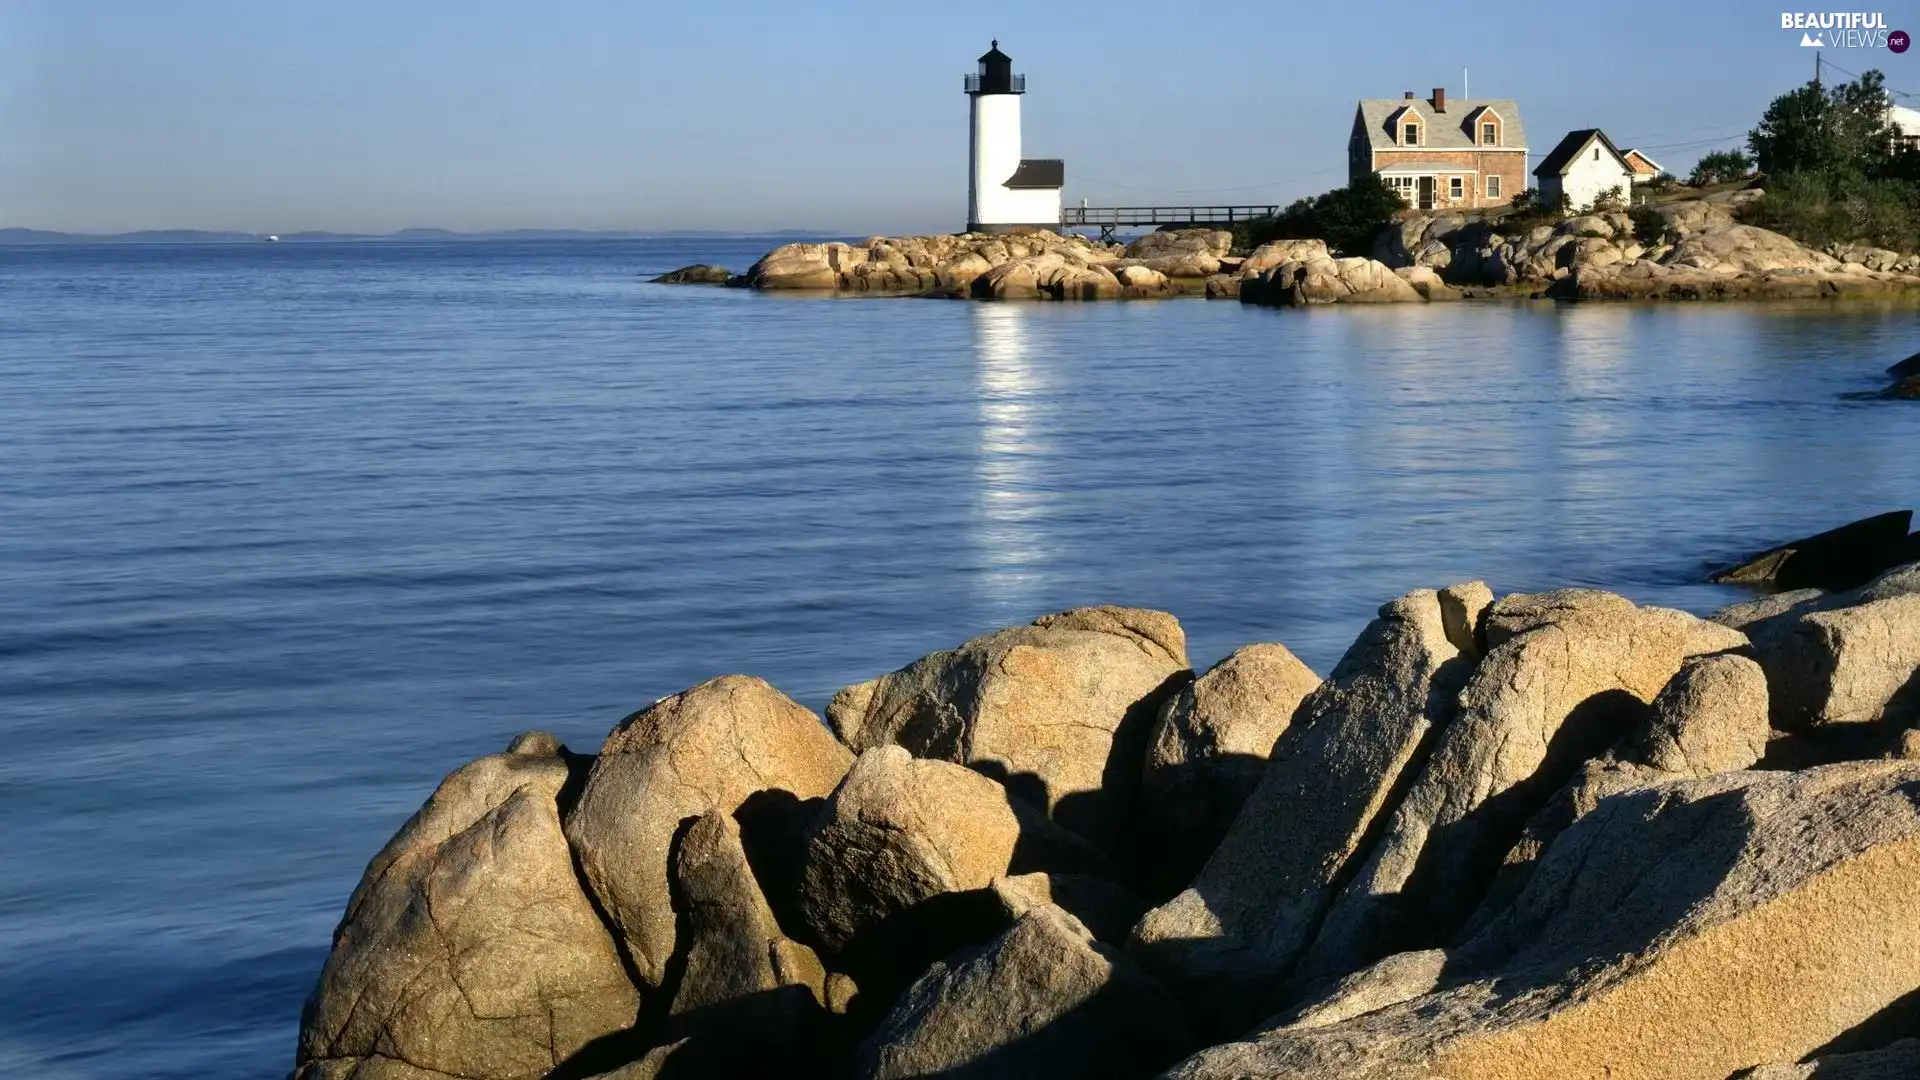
[3,1,1912,234]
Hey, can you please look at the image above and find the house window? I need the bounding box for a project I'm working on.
[1481,122,1497,145]
[1384,175,1415,203]
[1402,123,1420,145]
[1594,148,1601,161]
[1449,176,1464,200]
[1486,174,1501,198]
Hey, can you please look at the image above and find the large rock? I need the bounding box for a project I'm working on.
[1125,228,1232,261]
[1240,251,1425,305]
[827,606,1189,854]
[798,745,1105,955]
[743,231,1123,295]
[657,811,825,1071]
[971,252,1173,300]
[649,264,731,285]
[990,872,1149,946]
[1123,229,1232,278]
[1168,762,1920,1080]
[1130,584,1490,1030]
[856,905,1191,1080]
[1750,590,1920,731]
[296,739,639,1080]
[1464,652,1773,933]
[1620,652,1772,776]
[1738,1041,1920,1079]
[668,810,825,1018]
[1710,510,1915,592]
[1295,590,1747,987]
[1139,643,1321,885]
[1241,238,1331,274]
[565,675,853,992]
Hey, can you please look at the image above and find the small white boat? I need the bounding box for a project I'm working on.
[265,235,281,243]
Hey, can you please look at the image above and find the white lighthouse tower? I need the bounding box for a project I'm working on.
[965,41,1064,234]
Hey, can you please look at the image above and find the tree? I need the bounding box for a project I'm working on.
[1239,174,1407,256]
[1748,70,1894,177]
[1688,150,1753,186]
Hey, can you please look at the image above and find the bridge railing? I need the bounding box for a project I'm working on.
[1061,205,1281,227]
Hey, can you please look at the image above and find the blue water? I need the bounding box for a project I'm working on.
[1,238,1916,1079]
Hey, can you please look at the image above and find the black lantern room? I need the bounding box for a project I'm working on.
[964,40,1025,95]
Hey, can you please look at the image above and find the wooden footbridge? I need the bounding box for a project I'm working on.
[1061,204,1281,242]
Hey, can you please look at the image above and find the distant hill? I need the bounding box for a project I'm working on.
[0,227,263,245]
[0,227,848,245]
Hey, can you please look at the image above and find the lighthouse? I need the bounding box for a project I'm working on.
[965,41,1064,233]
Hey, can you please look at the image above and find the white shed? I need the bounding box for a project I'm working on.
[1534,129,1637,212]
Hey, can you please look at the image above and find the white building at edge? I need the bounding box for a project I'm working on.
[1890,104,1920,152]
[966,42,1064,233]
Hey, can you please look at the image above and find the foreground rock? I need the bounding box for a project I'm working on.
[1465,652,1773,930]
[827,606,1189,856]
[1168,761,1920,1080]
[299,563,1920,1079]
[650,264,731,284]
[1295,590,1745,986]
[296,738,639,1080]
[856,905,1191,1080]
[565,675,853,993]
[1710,510,1915,592]
[659,811,825,1068]
[1139,643,1320,885]
[798,745,1106,955]
[1738,1040,1920,1079]
[1131,584,1489,1029]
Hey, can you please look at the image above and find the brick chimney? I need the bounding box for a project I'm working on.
[1432,87,1447,112]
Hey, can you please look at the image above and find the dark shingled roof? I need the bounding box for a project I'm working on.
[1534,129,1630,177]
[1354,97,1527,151]
[1004,158,1063,189]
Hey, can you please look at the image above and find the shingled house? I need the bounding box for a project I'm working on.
[1349,88,1528,210]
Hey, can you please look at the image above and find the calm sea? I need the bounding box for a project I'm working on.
[1,237,1916,1078]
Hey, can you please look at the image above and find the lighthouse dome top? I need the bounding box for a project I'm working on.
[965,40,1024,95]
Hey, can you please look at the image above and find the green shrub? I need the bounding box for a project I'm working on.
[1627,203,1667,245]
[1499,187,1563,230]
[1586,186,1627,213]
[1235,174,1407,256]
[1688,150,1753,186]
[1737,170,1920,252]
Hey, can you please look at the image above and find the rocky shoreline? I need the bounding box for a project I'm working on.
[294,521,1920,1079]
[656,190,1920,305]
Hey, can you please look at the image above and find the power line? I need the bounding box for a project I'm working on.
[1814,56,1920,99]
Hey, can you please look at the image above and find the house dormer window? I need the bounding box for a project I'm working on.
[1402,122,1420,145]
[1481,121,1497,145]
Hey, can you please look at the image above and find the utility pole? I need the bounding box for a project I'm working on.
[1815,51,1822,87]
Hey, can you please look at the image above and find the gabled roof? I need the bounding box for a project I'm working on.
[1621,148,1664,175]
[1004,159,1063,190]
[1355,97,1527,150]
[1534,129,1632,176]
